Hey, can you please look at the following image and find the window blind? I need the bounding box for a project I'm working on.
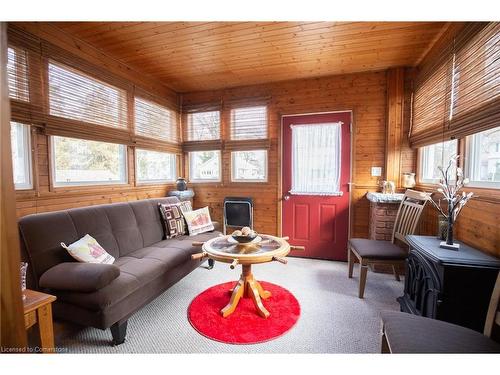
[48,60,128,129]
[134,96,178,143]
[448,23,500,139]
[186,110,221,141]
[230,105,268,140]
[410,22,499,147]
[410,44,453,147]
[7,46,30,102]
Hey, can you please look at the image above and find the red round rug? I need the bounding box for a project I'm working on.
[188,281,300,344]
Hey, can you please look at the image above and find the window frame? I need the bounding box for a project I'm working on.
[50,136,128,188]
[188,150,222,183]
[464,129,500,189]
[230,150,268,183]
[135,148,177,185]
[418,139,458,185]
[11,122,33,190]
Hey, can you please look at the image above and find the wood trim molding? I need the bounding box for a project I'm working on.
[385,67,405,187]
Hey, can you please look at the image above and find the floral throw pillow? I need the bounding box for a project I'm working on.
[61,234,115,264]
[182,206,214,236]
[159,203,185,238]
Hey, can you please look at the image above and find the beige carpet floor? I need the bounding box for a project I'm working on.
[58,257,403,353]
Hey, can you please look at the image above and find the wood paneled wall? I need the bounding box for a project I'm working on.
[12,23,180,217]
[182,71,390,238]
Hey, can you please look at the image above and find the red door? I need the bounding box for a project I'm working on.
[282,112,351,261]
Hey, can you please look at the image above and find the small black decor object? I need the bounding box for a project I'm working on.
[437,215,447,241]
[176,177,187,191]
[427,155,473,250]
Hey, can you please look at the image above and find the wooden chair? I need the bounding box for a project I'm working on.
[380,272,500,353]
[347,189,429,298]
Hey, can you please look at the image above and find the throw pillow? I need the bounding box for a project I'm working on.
[182,206,214,236]
[159,203,185,238]
[61,234,115,264]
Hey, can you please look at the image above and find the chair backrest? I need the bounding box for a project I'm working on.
[484,272,500,338]
[391,189,430,244]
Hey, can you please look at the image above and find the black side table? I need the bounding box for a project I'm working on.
[398,235,500,332]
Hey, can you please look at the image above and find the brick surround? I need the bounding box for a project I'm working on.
[369,202,400,241]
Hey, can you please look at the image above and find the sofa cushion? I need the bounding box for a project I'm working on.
[129,199,172,247]
[128,246,190,269]
[40,262,120,292]
[381,311,500,353]
[349,238,407,259]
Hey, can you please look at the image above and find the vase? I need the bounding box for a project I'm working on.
[402,173,416,188]
[176,177,187,191]
[440,205,460,250]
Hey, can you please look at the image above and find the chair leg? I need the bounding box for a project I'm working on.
[392,265,400,282]
[359,262,368,298]
[348,248,354,278]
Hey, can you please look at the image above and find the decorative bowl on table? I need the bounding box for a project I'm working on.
[230,227,258,243]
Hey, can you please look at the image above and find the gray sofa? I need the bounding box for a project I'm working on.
[18,197,220,345]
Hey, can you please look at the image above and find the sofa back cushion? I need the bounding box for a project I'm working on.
[19,197,180,288]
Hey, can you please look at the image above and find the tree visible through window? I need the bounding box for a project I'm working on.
[419,140,458,183]
[136,149,176,183]
[231,150,267,182]
[187,111,220,141]
[52,136,127,186]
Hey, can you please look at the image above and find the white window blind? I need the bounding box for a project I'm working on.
[230,105,268,140]
[48,60,128,129]
[10,122,32,190]
[290,123,342,196]
[135,97,177,143]
[7,46,30,102]
[187,110,220,141]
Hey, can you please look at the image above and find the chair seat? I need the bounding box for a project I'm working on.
[381,311,500,353]
[349,238,407,259]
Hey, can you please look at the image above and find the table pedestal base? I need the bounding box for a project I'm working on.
[221,265,271,318]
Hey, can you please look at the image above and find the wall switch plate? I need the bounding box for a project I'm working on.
[371,167,382,177]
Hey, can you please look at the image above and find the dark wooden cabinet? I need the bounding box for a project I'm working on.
[398,235,500,332]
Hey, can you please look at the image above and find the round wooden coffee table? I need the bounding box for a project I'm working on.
[192,234,297,319]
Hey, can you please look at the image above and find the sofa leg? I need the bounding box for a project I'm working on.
[110,320,128,346]
[207,258,214,270]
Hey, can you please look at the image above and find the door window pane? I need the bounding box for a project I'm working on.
[11,122,32,190]
[466,126,500,188]
[291,123,342,195]
[136,149,176,183]
[189,151,221,182]
[419,140,458,183]
[231,150,267,182]
[52,136,127,186]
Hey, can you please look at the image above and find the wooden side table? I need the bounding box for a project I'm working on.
[23,289,57,353]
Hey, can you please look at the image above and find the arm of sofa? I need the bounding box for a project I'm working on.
[39,262,120,293]
[212,221,221,232]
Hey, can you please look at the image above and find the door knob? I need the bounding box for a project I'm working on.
[283,194,290,201]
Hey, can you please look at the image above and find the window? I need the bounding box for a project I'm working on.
[419,140,458,183]
[136,149,176,183]
[135,97,177,143]
[51,136,127,187]
[231,150,267,182]
[48,60,127,129]
[189,151,221,182]
[7,46,30,102]
[230,106,267,140]
[465,126,500,188]
[10,122,32,190]
[291,123,342,195]
[187,111,220,141]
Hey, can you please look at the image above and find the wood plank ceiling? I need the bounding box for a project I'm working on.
[53,22,447,92]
